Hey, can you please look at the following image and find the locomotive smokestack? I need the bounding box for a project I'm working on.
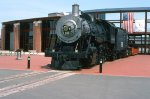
[72,4,79,16]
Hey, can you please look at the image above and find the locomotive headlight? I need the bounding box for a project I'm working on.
[63,25,69,32]
[62,20,76,37]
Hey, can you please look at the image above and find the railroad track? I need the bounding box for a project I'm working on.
[0,70,61,84]
[0,71,46,83]
[0,71,75,97]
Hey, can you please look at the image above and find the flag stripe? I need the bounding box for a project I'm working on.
[123,12,134,34]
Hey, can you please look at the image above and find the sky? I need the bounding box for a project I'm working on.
[0,0,150,35]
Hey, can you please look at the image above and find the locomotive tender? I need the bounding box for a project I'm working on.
[45,4,128,70]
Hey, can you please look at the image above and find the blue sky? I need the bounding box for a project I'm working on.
[0,0,150,34]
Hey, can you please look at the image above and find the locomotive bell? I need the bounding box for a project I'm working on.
[72,4,79,16]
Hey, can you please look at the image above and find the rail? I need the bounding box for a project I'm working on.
[0,71,75,97]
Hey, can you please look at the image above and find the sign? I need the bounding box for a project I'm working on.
[135,20,145,32]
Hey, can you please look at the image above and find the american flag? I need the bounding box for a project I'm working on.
[123,12,134,33]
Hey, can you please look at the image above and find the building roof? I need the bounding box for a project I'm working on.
[84,7,150,13]
[2,7,150,24]
[2,16,60,25]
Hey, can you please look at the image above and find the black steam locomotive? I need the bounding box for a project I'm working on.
[45,4,128,70]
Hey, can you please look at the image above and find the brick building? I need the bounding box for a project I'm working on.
[1,16,60,52]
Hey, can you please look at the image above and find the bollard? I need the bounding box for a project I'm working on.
[27,56,30,69]
[99,59,103,73]
[20,50,22,58]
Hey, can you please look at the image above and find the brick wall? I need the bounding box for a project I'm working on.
[13,23,20,51]
[1,25,5,50]
[33,21,42,52]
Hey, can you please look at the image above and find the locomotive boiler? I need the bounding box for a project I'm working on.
[45,4,128,70]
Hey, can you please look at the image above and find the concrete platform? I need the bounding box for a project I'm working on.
[1,73,150,99]
[0,69,32,78]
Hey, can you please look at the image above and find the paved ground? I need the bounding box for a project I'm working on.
[0,55,150,99]
[0,55,51,71]
[1,55,150,77]
[0,69,32,78]
[75,55,150,77]
[0,70,150,99]
[0,70,57,89]
[0,69,75,98]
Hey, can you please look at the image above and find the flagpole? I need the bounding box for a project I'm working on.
[120,11,122,28]
[144,11,147,54]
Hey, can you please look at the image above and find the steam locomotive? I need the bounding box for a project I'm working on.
[45,4,128,70]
